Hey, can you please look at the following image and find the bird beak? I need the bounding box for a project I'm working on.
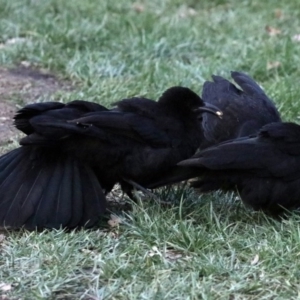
[194,103,223,119]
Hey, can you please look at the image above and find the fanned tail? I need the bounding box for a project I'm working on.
[0,147,106,229]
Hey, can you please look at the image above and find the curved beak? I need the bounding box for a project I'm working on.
[194,103,223,119]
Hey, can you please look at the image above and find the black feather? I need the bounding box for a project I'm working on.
[0,86,217,229]
[201,71,281,148]
[145,71,281,189]
[178,122,300,215]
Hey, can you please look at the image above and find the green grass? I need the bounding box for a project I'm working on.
[1,0,300,298]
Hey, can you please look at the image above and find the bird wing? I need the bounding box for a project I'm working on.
[68,111,173,147]
[14,100,108,135]
[201,72,281,148]
[21,109,173,148]
[180,122,300,180]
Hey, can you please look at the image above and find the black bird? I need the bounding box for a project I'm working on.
[178,122,300,215]
[146,71,281,189]
[0,86,221,229]
[199,71,281,148]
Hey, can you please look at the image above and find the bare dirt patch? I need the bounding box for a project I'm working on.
[0,65,72,147]
[0,102,16,147]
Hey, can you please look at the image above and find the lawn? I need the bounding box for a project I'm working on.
[0,0,300,299]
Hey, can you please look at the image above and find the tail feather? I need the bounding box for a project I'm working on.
[0,153,39,226]
[51,157,74,227]
[20,167,52,226]
[28,156,69,229]
[0,149,27,186]
[66,163,84,228]
[79,165,107,227]
[0,147,107,229]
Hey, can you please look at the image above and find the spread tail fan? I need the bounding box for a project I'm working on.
[0,147,107,229]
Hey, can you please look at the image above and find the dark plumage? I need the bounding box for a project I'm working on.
[178,122,300,215]
[146,71,281,189]
[0,87,221,229]
[200,71,281,148]
[1,101,108,229]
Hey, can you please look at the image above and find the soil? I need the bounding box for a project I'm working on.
[0,65,72,147]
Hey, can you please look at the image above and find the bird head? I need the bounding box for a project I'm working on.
[158,86,222,119]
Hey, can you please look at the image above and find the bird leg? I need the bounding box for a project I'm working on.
[122,178,160,201]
